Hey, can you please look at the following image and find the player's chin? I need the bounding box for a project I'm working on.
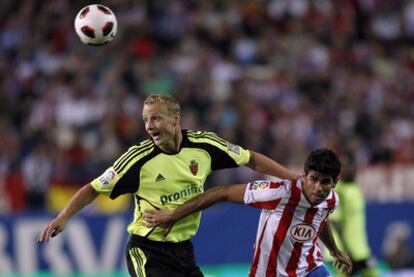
[311,196,323,205]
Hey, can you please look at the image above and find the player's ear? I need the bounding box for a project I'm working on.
[332,178,339,188]
[173,112,180,126]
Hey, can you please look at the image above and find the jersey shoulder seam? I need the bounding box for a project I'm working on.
[113,140,155,173]
[187,130,227,148]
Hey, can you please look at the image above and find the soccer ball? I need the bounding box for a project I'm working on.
[74,4,118,46]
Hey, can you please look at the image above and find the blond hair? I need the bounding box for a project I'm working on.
[144,93,181,115]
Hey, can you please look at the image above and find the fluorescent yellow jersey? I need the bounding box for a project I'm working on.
[330,181,372,260]
[91,130,250,242]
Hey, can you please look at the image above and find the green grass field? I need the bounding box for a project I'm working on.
[0,264,250,277]
[0,262,409,277]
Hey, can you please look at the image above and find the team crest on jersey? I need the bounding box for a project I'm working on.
[290,223,317,242]
[227,142,240,155]
[189,160,198,176]
[98,168,117,187]
[250,180,270,190]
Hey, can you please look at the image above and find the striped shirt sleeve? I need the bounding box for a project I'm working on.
[244,180,288,210]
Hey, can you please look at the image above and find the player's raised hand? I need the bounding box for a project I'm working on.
[331,249,352,274]
[37,218,66,243]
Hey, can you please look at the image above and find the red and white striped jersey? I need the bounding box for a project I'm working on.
[244,179,338,277]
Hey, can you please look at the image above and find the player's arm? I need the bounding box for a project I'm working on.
[37,183,99,242]
[320,219,352,274]
[247,151,300,180]
[144,184,247,229]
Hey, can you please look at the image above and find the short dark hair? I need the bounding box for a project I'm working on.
[304,148,341,179]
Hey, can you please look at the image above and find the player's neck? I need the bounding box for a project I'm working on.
[161,129,182,153]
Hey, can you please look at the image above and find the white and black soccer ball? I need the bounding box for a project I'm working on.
[74,4,118,46]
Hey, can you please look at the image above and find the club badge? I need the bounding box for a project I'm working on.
[189,159,198,176]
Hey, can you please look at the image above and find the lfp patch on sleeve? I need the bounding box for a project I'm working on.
[98,167,118,187]
[227,142,240,155]
[249,180,270,190]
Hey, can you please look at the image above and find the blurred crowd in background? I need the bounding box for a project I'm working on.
[1,0,414,213]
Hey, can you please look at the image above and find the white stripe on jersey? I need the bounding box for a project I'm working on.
[244,179,338,277]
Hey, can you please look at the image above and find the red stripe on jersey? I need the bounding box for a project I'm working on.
[285,207,318,277]
[249,199,281,210]
[306,191,336,273]
[326,193,336,209]
[249,214,272,277]
[269,181,283,189]
[306,244,316,271]
[306,220,326,272]
[265,180,301,277]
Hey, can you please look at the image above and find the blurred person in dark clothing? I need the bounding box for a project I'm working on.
[22,143,53,210]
